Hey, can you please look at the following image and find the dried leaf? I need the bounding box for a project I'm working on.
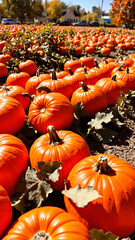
[73,102,86,120]
[11,167,53,213]
[88,112,113,130]
[37,161,62,182]
[89,229,118,240]
[62,185,102,208]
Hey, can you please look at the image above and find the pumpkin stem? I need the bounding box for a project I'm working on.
[68,68,74,75]
[22,92,35,101]
[51,69,57,80]
[14,67,20,73]
[126,67,129,74]
[36,86,52,94]
[118,63,125,71]
[111,75,117,81]
[79,81,89,91]
[93,155,112,174]
[94,60,99,68]
[32,232,50,240]
[47,125,63,146]
[83,66,88,74]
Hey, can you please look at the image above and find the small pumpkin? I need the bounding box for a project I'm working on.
[18,59,37,76]
[6,71,31,89]
[2,206,91,240]
[0,63,8,78]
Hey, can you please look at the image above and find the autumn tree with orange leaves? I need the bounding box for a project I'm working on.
[110,0,135,28]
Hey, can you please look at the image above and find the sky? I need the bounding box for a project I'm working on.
[55,0,112,13]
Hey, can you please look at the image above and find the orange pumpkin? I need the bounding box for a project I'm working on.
[6,71,31,89]
[2,206,91,240]
[28,93,74,134]
[0,85,30,111]
[30,125,90,191]
[64,154,135,238]
[0,63,8,78]
[0,134,29,196]
[18,60,37,76]
[71,82,108,117]
[0,185,12,238]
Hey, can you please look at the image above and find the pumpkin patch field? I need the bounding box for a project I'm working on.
[0,24,135,240]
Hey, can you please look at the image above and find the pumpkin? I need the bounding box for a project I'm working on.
[88,61,110,84]
[0,85,30,111]
[63,68,87,93]
[0,63,8,78]
[79,56,95,69]
[100,47,111,56]
[28,92,74,134]
[0,134,29,196]
[64,59,81,73]
[2,206,91,240]
[71,82,108,117]
[0,185,12,238]
[0,54,11,64]
[6,71,31,89]
[30,125,90,191]
[95,75,128,106]
[64,154,135,238]
[0,96,25,134]
[18,60,37,76]
[114,67,135,91]
[36,69,72,99]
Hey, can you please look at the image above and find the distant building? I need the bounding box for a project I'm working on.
[61,9,80,23]
[102,13,110,24]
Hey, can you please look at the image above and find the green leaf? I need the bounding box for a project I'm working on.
[62,185,102,208]
[88,112,113,131]
[37,161,62,182]
[89,229,118,240]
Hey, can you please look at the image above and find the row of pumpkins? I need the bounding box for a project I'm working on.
[0,54,135,239]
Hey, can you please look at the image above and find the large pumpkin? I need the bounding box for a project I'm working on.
[2,206,91,240]
[28,92,74,134]
[0,96,25,134]
[0,134,29,196]
[64,154,135,238]
[6,71,31,89]
[0,185,12,238]
[30,125,90,191]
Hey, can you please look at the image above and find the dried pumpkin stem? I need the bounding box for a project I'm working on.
[68,68,74,75]
[47,125,63,146]
[32,232,50,240]
[51,69,58,81]
[36,86,52,94]
[111,75,117,81]
[93,155,112,174]
[79,81,89,91]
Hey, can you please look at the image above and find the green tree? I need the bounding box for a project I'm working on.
[47,0,61,21]
[60,1,68,10]
[1,0,37,23]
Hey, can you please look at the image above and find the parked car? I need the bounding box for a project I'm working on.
[55,21,71,26]
[1,18,21,25]
[89,21,100,26]
[72,21,87,26]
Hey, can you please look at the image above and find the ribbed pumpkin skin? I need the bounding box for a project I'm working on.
[0,134,29,196]
[71,85,108,117]
[0,96,25,134]
[95,77,128,105]
[0,85,30,111]
[28,93,74,134]
[6,72,30,88]
[2,206,91,240]
[30,130,90,191]
[0,185,12,238]
[18,60,37,76]
[64,154,135,238]
[114,70,135,91]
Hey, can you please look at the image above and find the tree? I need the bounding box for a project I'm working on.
[110,0,135,28]
[60,1,68,10]
[47,0,61,21]
[1,0,37,23]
